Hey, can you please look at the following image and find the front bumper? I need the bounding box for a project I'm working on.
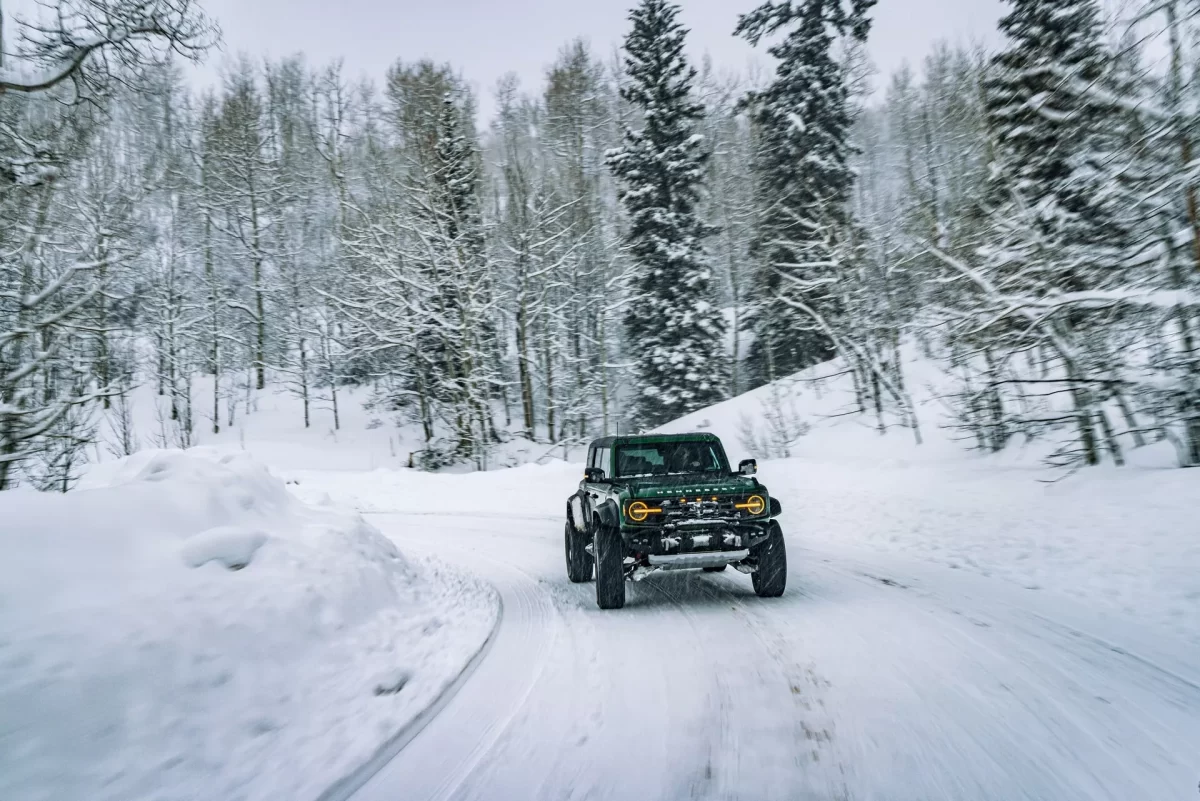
[622,520,772,556]
[648,549,750,570]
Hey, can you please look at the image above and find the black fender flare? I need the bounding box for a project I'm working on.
[567,493,588,533]
[594,498,621,531]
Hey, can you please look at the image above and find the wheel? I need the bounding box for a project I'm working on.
[565,520,593,583]
[702,565,727,573]
[751,521,787,598]
[594,523,626,610]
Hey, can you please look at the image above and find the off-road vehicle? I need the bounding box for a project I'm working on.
[564,433,786,609]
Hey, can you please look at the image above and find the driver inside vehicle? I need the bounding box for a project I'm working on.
[669,443,709,474]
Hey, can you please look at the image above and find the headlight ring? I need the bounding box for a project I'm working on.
[626,500,663,522]
[735,495,766,516]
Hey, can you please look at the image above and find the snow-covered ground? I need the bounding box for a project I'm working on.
[301,497,1200,801]
[0,449,498,801]
[281,349,1200,799]
[659,351,1200,646]
[287,347,1200,649]
[8,348,1199,800]
[106,377,573,475]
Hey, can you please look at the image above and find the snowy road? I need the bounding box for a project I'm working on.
[345,511,1200,801]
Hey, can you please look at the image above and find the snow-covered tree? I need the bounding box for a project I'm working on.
[607,0,727,428]
[736,0,876,385]
[696,61,759,396]
[0,0,215,488]
[206,60,282,393]
[0,0,216,100]
[930,0,1135,467]
[543,41,623,441]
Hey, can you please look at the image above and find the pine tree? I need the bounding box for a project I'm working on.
[735,0,876,386]
[984,0,1122,255]
[961,0,1131,466]
[607,0,727,428]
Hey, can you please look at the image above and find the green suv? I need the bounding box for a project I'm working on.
[564,433,786,609]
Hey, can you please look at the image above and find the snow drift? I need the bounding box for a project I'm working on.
[0,448,498,801]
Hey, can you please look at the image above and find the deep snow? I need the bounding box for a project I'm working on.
[661,349,1200,646]
[6,345,1198,800]
[278,372,1200,799]
[312,504,1200,801]
[0,449,498,801]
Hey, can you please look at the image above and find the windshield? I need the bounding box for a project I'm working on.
[614,441,729,478]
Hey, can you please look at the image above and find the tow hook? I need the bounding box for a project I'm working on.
[630,564,661,582]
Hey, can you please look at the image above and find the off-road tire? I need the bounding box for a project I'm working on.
[702,565,727,573]
[751,521,787,598]
[565,520,593,583]
[594,523,626,610]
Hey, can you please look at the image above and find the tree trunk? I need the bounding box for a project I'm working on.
[1097,409,1124,467]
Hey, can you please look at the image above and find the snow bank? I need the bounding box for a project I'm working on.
[0,449,498,801]
[762,456,1200,646]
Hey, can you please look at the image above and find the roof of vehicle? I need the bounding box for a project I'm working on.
[588,432,723,449]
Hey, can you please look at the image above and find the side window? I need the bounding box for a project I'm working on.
[597,447,611,478]
[587,448,597,469]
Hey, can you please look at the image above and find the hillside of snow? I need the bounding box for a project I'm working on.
[654,350,1200,647]
[0,449,498,801]
[4,346,1197,800]
[96,344,1200,650]
[96,377,572,475]
[283,346,1200,647]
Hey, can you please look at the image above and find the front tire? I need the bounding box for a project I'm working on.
[594,524,626,610]
[751,521,787,598]
[565,520,593,583]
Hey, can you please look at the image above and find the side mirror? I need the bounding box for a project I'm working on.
[584,467,606,483]
[738,459,758,476]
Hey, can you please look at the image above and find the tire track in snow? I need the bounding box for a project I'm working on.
[316,591,504,801]
[778,548,1200,801]
[675,570,855,800]
[349,517,564,801]
[646,572,839,800]
[343,511,1200,801]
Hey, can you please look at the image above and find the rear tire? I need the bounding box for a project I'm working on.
[594,524,626,610]
[751,521,787,598]
[702,565,727,573]
[565,520,593,583]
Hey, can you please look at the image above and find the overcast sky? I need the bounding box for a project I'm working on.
[5,0,1008,121]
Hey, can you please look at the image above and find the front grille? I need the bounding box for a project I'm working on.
[664,498,736,520]
[657,495,763,523]
[625,493,766,528]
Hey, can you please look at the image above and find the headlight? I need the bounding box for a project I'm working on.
[626,500,662,522]
[735,495,766,516]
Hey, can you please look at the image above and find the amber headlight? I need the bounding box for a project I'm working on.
[626,500,662,522]
[735,495,766,516]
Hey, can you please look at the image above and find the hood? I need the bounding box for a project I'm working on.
[619,474,762,499]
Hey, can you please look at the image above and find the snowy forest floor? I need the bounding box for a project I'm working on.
[271,347,1200,647]
[288,459,1200,801]
[7,349,1200,800]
